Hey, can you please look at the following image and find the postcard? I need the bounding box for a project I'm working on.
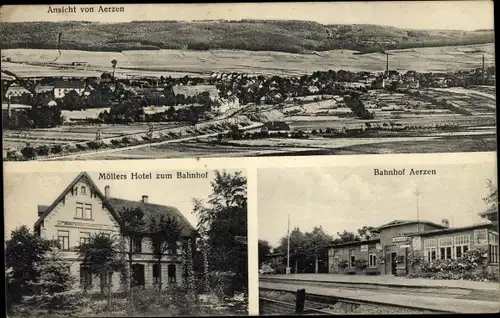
[2,2,497,317]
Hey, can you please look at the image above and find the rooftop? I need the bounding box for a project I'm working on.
[53,80,86,89]
[373,219,445,232]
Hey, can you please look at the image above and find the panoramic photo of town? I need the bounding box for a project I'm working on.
[1,3,496,161]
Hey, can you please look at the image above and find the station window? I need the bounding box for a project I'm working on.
[423,239,437,261]
[438,237,453,260]
[350,255,356,267]
[454,235,470,258]
[58,230,70,250]
[369,254,377,268]
[474,229,488,245]
[489,232,499,264]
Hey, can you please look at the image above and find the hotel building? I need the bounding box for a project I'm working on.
[33,172,197,292]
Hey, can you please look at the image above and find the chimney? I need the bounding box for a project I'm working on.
[142,195,149,203]
[104,185,110,198]
[442,219,449,228]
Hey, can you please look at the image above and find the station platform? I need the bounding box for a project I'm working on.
[264,273,500,291]
[260,281,500,314]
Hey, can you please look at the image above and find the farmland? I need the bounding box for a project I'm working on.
[58,130,496,160]
[1,43,494,77]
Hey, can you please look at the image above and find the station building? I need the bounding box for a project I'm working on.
[326,219,498,276]
[34,172,197,292]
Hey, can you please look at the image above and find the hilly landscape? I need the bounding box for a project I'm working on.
[0,20,495,53]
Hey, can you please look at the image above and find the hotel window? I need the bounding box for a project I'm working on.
[81,186,86,195]
[474,229,488,245]
[369,254,377,268]
[454,235,470,259]
[439,237,453,260]
[168,264,176,283]
[423,239,437,261]
[76,202,84,218]
[84,204,92,220]
[153,264,161,284]
[58,230,70,250]
[489,232,498,264]
[80,265,92,287]
[80,232,90,245]
[133,238,142,253]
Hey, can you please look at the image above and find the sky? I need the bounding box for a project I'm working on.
[0,2,494,31]
[258,163,497,248]
[4,169,245,239]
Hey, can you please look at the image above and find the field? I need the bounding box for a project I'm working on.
[2,122,179,150]
[62,127,496,160]
[1,43,494,77]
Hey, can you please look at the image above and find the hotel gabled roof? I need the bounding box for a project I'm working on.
[34,172,196,237]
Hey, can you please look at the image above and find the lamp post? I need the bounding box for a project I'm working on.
[286,213,291,275]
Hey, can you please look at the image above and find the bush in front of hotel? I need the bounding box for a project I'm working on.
[21,144,37,160]
[6,149,23,161]
[22,247,84,315]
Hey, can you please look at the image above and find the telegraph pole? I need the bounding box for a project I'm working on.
[286,213,291,275]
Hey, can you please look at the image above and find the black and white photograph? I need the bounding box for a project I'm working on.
[4,168,248,316]
[1,1,496,161]
[257,163,499,315]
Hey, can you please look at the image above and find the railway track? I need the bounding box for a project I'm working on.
[259,289,450,315]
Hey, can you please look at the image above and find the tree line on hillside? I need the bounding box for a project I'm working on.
[1,21,494,54]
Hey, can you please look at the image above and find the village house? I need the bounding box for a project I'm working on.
[264,252,286,269]
[53,80,86,99]
[34,85,55,95]
[33,172,197,293]
[326,218,498,276]
[4,84,33,104]
[261,121,292,136]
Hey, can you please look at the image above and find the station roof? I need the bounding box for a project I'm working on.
[407,221,495,238]
[324,238,380,249]
[372,220,445,232]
